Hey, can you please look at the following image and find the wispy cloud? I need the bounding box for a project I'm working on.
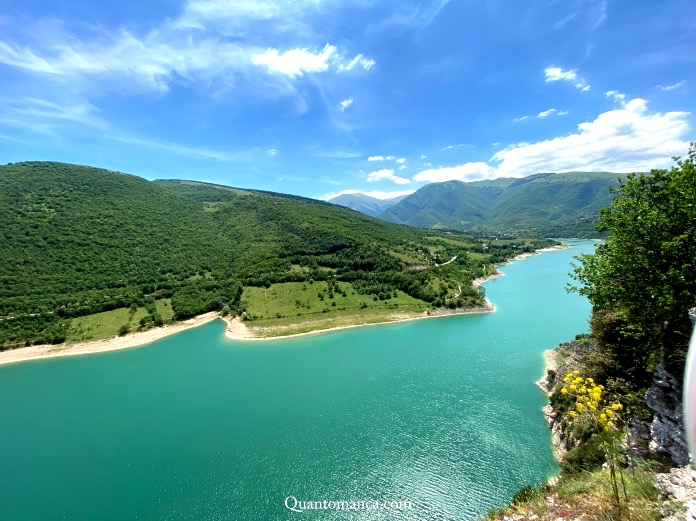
[339,97,354,111]
[544,66,591,91]
[657,80,685,92]
[513,108,568,122]
[605,90,626,104]
[0,97,106,135]
[0,1,376,102]
[375,0,453,32]
[337,54,376,72]
[367,168,411,185]
[538,108,569,118]
[441,143,472,151]
[313,150,362,159]
[112,134,257,162]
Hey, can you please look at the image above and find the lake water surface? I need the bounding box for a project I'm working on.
[0,240,596,520]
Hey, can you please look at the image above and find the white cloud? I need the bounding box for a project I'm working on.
[337,53,376,72]
[514,109,568,122]
[544,66,591,91]
[413,162,493,183]
[266,148,278,156]
[491,98,690,177]
[605,90,626,104]
[398,165,407,171]
[420,154,427,159]
[322,189,415,201]
[413,97,690,184]
[657,80,685,92]
[441,143,472,151]
[537,108,569,118]
[367,168,411,185]
[368,155,384,161]
[252,44,367,78]
[396,157,406,164]
[339,97,353,111]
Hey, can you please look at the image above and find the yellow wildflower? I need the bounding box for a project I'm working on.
[576,402,584,412]
[561,388,568,395]
[606,409,613,417]
[569,384,577,392]
[600,413,606,420]
[606,420,613,428]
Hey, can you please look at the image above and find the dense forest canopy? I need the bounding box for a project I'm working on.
[0,162,553,348]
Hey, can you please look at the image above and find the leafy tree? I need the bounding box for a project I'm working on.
[570,145,696,377]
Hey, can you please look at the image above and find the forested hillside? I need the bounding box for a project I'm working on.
[0,162,553,348]
[379,172,627,237]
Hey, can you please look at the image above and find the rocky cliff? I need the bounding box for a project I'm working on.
[645,308,696,467]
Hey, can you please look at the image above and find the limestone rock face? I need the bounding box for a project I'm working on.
[655,466,696,521]
[645,362,690,466]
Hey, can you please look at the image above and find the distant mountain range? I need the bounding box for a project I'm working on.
[333,172,628,237]
[328,192,408,217]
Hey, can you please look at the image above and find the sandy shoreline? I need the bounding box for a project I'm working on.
[0,242,568,364]
[222,301,496,342]
[0,312,220,367]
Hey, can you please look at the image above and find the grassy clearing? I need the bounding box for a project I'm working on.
[155,298,174,322]
[66,307,148,343]
[388,249,425,264]
[488,468,662,521]
[66,299,174,343]
[238,281,492,337]
[425,235,475,248]
[241,281,427,321]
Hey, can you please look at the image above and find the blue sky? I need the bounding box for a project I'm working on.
[0,0,694,200]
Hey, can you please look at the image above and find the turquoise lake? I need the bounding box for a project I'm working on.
[0,240,596,520]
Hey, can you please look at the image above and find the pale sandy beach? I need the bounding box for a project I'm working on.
[0,312,220,366]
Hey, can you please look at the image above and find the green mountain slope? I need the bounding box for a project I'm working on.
[0,162,553,347]
[379,172,627,237]
[328,192,408,217]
